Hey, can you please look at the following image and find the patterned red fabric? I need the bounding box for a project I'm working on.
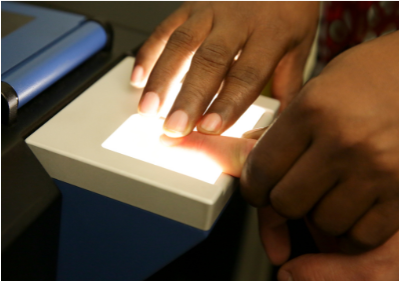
[315,1,399,74]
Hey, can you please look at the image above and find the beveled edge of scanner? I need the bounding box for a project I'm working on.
[26,57,280,230]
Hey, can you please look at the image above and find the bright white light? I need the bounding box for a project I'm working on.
[102,114,222,184]
[102,106,266,184]
[221,105,265,138]
[158,83,182,118]
[158,83,266,138]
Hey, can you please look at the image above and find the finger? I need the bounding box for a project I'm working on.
[268,143,338,219]
[278,230,399,281]
[163,24,245,137]
[132,5,190,87]
[160,132,256,177]
[305,217,339,253]
[198,31,287,135]
[278,253,361,281]
[272,47,307,111]
[341,200,399,253]
[242,126,269,140]
[310,178,376,237]
[139,11,212,116]
[258,206,290,265]
[240,96,312,207]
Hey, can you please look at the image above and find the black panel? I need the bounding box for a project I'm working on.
[2,197,61,281]
[1,81,19,125]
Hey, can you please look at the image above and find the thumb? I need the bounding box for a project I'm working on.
[279,230,399,281]
[258,206,290,266]
[160,132,256,177]
[272,46,309,111]
[278,253,361,281]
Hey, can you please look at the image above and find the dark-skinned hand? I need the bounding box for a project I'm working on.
[241,31,399,255]
[133,2,319,137]
[161,128,399,281]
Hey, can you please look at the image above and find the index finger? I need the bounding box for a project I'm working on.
[160,132,256,177]
[162,24,245,137]
[240,96,312,207]
[132,5,190,87]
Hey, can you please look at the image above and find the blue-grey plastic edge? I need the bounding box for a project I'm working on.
[1,1,86,74]
[2,21,107,108]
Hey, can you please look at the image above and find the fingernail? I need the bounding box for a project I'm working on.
[139,92,160,115]
[164,110,188,137]
[242,126,269,138]
[131,65,144,87]
[279,270,293,281]
[200,113,222,133]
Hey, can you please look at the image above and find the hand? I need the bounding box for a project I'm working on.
[278,228,399,281]
[241,32,399,254]
[134,2,319,137]
[161,129,292,265]
[161,131,399,281]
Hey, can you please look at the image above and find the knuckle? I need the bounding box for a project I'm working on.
[294,78,333,131]
[168,27,197,52]
[180,81,208,103]
[333,133,399,178]
[193,44,231,72]
[153,23,171,42]
[361,138,399,176]
[297,79,325,116]
[347,228,382,250]
[269,189,303,219]
[311,211,343,236]
[214,93,243,112]
[226,66,262,89]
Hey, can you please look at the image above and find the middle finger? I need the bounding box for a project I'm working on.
[163,23,246,137]
[139,11,212,116]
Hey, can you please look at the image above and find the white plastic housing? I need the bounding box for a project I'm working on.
[26,57,280,230]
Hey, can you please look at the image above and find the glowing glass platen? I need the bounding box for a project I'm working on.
[102,105,266,184]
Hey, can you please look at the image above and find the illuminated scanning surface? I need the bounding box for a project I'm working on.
[102,105,266,184]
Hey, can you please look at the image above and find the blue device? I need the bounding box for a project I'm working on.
[1,2,111,123]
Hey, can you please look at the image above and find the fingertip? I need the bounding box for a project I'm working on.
[277,253,352,281]
[131,65,145,88]
[163,129,188,138]
[261,224,291,265]
[163,110,189,138]
[278,270,293,281]
[257,207,291,265]
[138,92,160,116]
[198,113,223,134]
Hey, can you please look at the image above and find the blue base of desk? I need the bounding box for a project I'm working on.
[55,180,211,281]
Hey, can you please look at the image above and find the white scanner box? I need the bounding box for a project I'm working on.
[26,57,280,231]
